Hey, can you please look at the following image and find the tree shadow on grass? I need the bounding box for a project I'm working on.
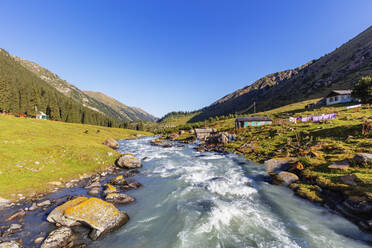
[308,124,362,140]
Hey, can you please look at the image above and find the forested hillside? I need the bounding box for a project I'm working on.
[189,25,372,122]
[13,55,156,122]
[0,49,120,127]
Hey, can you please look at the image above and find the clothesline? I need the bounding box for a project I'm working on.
[289,113,336,123]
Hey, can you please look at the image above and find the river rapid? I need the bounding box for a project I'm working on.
[92,137,372,248]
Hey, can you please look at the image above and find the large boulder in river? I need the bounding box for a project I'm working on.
[277,171,299,186]
[47,197,129,240]
[104,138,119,150]
[264,158,292,174]
[47,197,88,226]
[41,227,74,248]
[115,154,142,169]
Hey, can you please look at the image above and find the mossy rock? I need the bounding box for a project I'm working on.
[47,197,129,240]
[103,184,119,196]
[295,184,324,203]
[47,196,88,226]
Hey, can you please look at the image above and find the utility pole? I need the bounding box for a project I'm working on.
[253,101,256,113]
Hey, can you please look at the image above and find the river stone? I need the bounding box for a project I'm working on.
[47,197,88,226]
[105,193,135,204]
[103,138,119,149]
[88,187,101,196]
[110,175,127,186]
[353,153,372,165]
[277,171,299,186]
[102,184,119,196]
[4,223,23,235]
[0,197,11,209]
[34,237,45,244]
[41,227,74,248]
[264,158,292,174]
[84,177,101,189]
[29,202,38,211]
[150,139,173,148]
[47,197,129,240]
[128,181,142,189]
[63,197,129,240]
[6,209,26,222]
[115,154,142,169]
[0,241,23,248]
[37,200,51,207]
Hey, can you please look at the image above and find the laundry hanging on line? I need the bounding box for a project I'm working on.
[289,113,336,123]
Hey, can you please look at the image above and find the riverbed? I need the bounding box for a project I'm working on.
[90,137,372,248]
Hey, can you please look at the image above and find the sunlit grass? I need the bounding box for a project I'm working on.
[0,114,152,199]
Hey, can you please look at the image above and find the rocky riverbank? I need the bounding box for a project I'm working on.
[264,155,372,232]
[162,130,372,234]
[0,139,144,248]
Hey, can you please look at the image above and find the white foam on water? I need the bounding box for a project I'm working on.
[100,138,372,248]
[137,215,160,223]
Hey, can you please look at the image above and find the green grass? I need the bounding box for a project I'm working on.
[0,114,152,199]
[159,112,201,126]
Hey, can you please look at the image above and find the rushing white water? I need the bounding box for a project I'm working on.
[91,137,372,248]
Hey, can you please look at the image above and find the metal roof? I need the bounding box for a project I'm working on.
[194,128,215,133]
[236,116,272,122]
[327,90,352,97]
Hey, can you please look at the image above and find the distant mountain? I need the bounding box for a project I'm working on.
[84,91,157,122]
[13,56,156,122]
[190,25,372,122]
[0,49,119,127]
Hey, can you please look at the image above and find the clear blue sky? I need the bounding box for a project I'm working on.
[1,1,371,117]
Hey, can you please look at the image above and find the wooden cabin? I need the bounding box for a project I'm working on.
[235,116,272,128]
[194,128,215,140]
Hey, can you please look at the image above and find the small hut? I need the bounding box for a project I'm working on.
[235,116,272,128]
[36,111,50,120]
[325,90,354,106]
[194,128,215,140]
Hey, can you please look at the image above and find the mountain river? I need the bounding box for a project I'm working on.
[91,137,372,248]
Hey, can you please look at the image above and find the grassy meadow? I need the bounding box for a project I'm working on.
[0,114,152,199]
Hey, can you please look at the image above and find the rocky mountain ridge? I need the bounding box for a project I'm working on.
[189,25,372,122]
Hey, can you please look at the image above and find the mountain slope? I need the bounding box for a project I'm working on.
[190,25,372,122]
[0,49,119,127]
[84,91,157,122]
[13,56,156,122]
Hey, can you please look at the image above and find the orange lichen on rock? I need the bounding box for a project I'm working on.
[46,196,88,225]
[106,184,116,191]
[47,197,129,240]
[64,197,129,240]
